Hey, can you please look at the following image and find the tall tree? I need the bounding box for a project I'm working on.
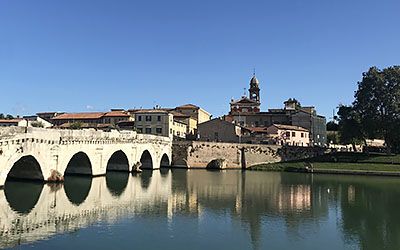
[353,66,400,152]
[337,105,363,150]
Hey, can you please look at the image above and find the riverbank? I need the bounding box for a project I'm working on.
[249,152,400,176]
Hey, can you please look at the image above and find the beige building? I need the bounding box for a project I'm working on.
[174,104,212,125]
[170,111,198,139]
[0,119,28,127]
[266,124,309,146]
[197,118,250,143]
[134,110,187,139]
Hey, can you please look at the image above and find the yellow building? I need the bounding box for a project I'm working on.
[174,104,212,125]
[134,109,187,139]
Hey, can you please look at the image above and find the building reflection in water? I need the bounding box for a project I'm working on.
[0,169,399,249]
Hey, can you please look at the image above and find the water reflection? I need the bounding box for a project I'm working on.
[105,172,129,197]
[4,181,43,214]
[64,176,92,205]
[0,170,400,250]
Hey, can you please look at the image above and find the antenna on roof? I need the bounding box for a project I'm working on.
[253,67,256,76]
[243,87,247,96]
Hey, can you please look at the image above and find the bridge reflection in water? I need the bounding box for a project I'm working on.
[1,170,400,250]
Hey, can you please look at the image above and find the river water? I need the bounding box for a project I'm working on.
[0,169,399,250]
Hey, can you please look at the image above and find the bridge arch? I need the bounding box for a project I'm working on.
[106,150,130,172]
[140,150,154,169]
[160,153,170,168]
[6,155,45,182]
[64,151,92,176]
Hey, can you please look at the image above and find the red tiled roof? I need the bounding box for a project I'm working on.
[272,124,308,132]
[103,111,130,117]
[246,127,269,133]
[134,109,170,114]
[52,112,105,120]
[170,111,190,118]
[176,104,199,109]
[0,119,23,123]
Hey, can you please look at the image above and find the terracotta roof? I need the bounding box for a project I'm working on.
[176,104,199,109]
[104,111,130,117]
[52,112,105,120]
[246,127,269,133]
[0,119,23,123]
[134,109,170,114]
[170,111,190,118]
[272,124,308,132]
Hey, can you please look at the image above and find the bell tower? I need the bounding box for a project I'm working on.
[249,73,260,104]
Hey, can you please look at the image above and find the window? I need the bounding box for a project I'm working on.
[145,116,152,121]
[156,128,162,134]
[292,132,296,137]
[170,128,173,134]
[157,116,161,121]
[145,128,152,133]
[285,131,290,137]
[138,116,142,121]
[301,133,304,138]
[137,127,143,133]
[214,132,219,139]
[255,121,259,126]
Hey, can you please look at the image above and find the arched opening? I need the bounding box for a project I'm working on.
[140,150,153,169]
[65,152,92,176]
[64,176,92,206]
[5,181,43,214]
[106,150,129,172]
[160,154,170,168]
[106,172,129,197]
[6,155,44,181]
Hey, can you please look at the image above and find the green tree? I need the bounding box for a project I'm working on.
[0,113,4,119]
[337,105,363,151]
[326,121,339,131]
[353,66,400,152]
[70,122,83,130]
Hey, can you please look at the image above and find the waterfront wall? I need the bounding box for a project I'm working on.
[172,141,326,168]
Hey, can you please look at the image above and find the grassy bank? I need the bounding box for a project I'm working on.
[250,152,400,174]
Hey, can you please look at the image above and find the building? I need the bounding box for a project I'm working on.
[174,104,212,125]
[36,112,65,122]
[226,75,327,146]
[51,110,132,130]
[0,119,28,127]
[197,118,250,143]
[23,115,53,128]
[266,124,309,146]
[170,111,198,139]
[134,109,187,139]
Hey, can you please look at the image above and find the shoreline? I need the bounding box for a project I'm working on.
[250,167,400,177]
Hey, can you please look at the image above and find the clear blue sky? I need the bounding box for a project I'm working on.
[1,0,399,119]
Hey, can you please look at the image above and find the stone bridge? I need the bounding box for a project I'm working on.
[0,127,172,188]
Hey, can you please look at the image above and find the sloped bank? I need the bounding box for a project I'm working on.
[250,152,400,177]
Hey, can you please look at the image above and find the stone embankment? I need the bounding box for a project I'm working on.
[172,141,326,169]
